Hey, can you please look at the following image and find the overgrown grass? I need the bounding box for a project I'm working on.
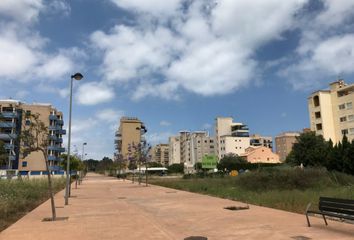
[0,177,66,232]
[150,168,354,214]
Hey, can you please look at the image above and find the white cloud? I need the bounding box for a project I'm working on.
[146,131,173,145]
[93,0,308,100]
[160,120,171,127]
[0,0,43,23]
[202,123,212,130]
[96,109,124,123]
[280,1,354,90]
[76,82,115,105]
[110,0,182,17]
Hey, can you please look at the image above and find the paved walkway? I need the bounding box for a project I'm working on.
[1,173,353,240]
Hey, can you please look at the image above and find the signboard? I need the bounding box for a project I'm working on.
[202,155,218,169]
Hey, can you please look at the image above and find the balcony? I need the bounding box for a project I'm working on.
[48,145,65,152]
[49,115,58,121]
[56,119,64,125]
[0,133,17,140]
[0,112,18,119]
[49,165,62,171]
[48,135,58,141]
[58,129,66,135]
[48,155,60,161]
[48,125,62,131]
[0,122,16,128]
[4,143,14,150]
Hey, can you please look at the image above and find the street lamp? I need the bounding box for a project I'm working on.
[65,72,83,206]
[81,142,87,161]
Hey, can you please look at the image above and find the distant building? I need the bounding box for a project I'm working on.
[250,134,273,149]
[0,100,66,173]
[308,79,354,143]
[168,136,180,165]
[240,146,280,164]
[168,131,216,171]
[151,144,169,166]
[275,132,300,162]
[215,117,250,159]
[114,117,146,164]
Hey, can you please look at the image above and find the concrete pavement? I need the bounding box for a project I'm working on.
[1,173,353,240]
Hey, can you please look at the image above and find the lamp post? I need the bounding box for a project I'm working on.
[81,142,87,161]
[79,142,87,184]
[65,72,83,206]
[136,126,147,185]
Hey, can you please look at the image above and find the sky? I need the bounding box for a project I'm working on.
[1,0,354,160]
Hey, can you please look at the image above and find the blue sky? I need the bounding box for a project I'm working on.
[1,0,354,160]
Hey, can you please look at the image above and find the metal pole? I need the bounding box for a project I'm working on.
[64,77,74,205]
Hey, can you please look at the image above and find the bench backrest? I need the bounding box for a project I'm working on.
[319,197,354,216]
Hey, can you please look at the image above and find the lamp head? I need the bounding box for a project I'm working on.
[71,73,83,80]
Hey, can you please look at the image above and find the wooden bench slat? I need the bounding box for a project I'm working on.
[320,197,354,205]
[320,202,354,211]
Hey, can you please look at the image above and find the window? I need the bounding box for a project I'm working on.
[316,123,322,131]
[315,112,321,119]
[348,115,354,122]
[346,102,352,109]
[342,129,348,135]
[22,161,27,167]
[313,96,320,107]
[340,116,347,122]
[339,104,345,110]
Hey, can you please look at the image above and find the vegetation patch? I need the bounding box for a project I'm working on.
[0,177,66,232]
[150,168,354,214]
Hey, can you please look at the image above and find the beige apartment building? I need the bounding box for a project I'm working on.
[275,132,300,162]
[215,117,250,159]
[168,136,181,165]
[0,100,66,173]
[151,144,169,166]
[308,80,354,143]
[114,117,146,163]
[240,146,280,164]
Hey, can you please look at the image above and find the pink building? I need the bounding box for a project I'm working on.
[240,146,280,164]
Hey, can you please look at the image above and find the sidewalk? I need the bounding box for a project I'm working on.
[1,173,353,240]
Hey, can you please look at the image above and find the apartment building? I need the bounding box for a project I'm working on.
[114,117,146,163]
[168,136,181,165]
[0,100,66,173]
[215,117,250,159]
[168,131,216,171]
[151,144,169,166]
[308,80,354,143]
[275,132,300,162]
[250,134,273,149]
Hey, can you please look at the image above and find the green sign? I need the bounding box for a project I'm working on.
[202,155,218,169]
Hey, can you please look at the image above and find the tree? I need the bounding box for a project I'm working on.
[0,140,8,168]
[131,142,151,185]
[20,113,57,221]
[83,159,100,171]
[60,154,84,171]
[194,162,203,173]
[167,163,184,173]
[286,132,329,167]
[217,154,249,172]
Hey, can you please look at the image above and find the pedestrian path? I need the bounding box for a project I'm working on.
[1,173,353,240]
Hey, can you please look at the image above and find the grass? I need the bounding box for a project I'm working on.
[0,177,66,232]
[150,168,354,214]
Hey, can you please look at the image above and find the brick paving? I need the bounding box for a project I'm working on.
[1,173,353,240]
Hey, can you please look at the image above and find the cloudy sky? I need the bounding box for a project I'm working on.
[1,0,354,160]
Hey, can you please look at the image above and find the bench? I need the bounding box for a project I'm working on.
[305,197,354,227]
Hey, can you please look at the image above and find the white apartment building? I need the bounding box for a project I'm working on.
[168,131,216,171]
[215,117,250,159]
[250,134,273,149]
[308,80,354,143]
